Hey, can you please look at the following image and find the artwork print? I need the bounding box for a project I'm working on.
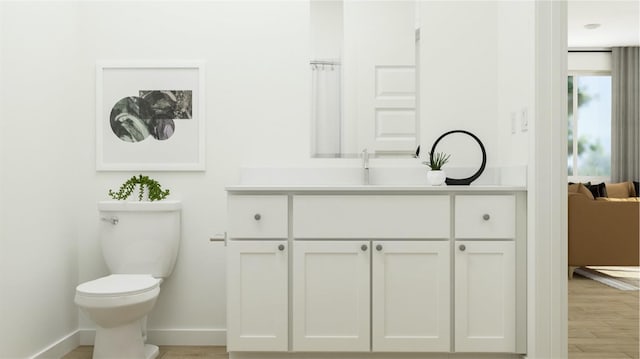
[110,90,192,142]
[96,61,205,171]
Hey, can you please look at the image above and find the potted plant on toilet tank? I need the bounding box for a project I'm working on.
[108,174,170,201]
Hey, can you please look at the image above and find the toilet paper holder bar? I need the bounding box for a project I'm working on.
[101,216,119,225]
[209,232,227,246]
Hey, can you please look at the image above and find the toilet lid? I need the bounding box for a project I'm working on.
[76,274,160,297]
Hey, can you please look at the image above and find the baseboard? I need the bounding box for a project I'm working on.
[148,329,227,345]
[78,328,226,346]
[78,329,94,345]
[230,353,523,359]
[30,331,79,359]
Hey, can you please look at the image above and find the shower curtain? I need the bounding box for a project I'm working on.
[311,61,341,156]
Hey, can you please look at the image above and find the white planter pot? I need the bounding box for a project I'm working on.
[427,170,446,186]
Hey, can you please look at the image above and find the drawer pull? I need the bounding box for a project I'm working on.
[254,213,261,221]
[376,244,383,251]
[361,244,368,251]
[278,244,285,251]
[459,244,466,251]
[482,214,491,221]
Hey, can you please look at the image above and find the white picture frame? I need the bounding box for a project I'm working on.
[96,60,205,171]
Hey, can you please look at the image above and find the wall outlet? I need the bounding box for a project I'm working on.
[520,107,529,132]
[511,112,517,134]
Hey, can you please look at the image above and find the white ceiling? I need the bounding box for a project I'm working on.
[568,0,640,48]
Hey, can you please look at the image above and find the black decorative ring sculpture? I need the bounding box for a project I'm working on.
[430,130,486,186]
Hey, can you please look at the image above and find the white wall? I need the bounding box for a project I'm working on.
[497,0,535,168]
[0,2,82,358]
[419,1,499,168]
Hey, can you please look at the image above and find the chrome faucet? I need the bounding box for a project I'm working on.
[362,149,370,185]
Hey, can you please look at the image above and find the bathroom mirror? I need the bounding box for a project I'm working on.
[310,0,418,158]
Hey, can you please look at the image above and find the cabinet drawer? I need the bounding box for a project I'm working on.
[293,195,450,239]
[455,195,515,239]
[228,195,288,238]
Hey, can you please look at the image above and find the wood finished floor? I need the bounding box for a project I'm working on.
[62,345,229,359]
[63,275,639,359]
[569,274,639,359]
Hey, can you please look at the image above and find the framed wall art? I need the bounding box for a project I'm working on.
[96,60,205,171]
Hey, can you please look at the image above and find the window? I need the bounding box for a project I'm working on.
[567,75,612,179]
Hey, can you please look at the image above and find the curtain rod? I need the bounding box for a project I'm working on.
[310,60,341,65]
[569,48,612,53]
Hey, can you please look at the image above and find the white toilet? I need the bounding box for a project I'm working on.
[75,200,181,359]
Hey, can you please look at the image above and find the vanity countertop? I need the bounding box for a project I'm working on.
[226,184,526,193]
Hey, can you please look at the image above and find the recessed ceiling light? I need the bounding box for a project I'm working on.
[584,23,601,30]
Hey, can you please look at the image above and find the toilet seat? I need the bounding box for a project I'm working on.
[76,274,160,297]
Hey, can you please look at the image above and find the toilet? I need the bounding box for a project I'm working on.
[75,200,181,359]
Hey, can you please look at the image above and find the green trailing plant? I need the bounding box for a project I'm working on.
[422,151,451,171]
[108,174,170,201]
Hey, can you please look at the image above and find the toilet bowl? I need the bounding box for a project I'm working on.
[75,274,161,359]
[77,200,181,359]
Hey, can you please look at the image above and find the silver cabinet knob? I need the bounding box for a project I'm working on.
[254,213,261,221]
[482,214,490,221]
[278,244,285,251]
[361,244,368,251]
[376,244,383,251]
[459,244,466,251]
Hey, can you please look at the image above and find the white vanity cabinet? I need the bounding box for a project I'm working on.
[226,187,527,359]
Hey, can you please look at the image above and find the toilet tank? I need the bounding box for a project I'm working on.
[98,200,181,278]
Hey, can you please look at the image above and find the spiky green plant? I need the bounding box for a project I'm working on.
[422,151,451,171]
[108,174,170,201]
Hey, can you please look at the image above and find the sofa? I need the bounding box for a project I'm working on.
[568,182,640,278]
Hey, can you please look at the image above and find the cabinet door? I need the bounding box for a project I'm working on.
[227,241,288,351]
[455,241,515,352]
[372,241,450,352]
[292,241,370,352]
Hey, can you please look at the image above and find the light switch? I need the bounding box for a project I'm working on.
[521,108,529,132]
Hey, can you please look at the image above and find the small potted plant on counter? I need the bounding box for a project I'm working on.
[423,151,450,186]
